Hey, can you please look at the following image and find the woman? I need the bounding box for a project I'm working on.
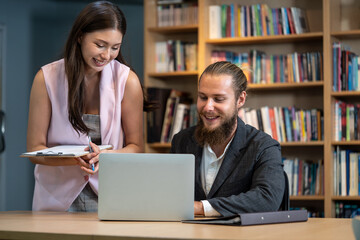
[27,1,145,211]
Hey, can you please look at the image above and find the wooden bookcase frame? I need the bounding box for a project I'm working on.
[144,0,360,218]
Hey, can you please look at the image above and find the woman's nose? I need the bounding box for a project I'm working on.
[100,48,111,60]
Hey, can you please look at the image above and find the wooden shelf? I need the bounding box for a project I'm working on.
[281,141,324,147]
[248,82,323,91]
[148,71,198,78]
[205,32,323,45]
[331,91,360,97]
[331,29,360,39]
[147,141,324,150]
[331,140,360,146]
[290,195,325,201]
[148,25,198,33]
[147,142,171,149]
[332,196,360,201]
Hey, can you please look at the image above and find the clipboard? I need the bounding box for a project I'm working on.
[20,145,113,158]
[182,210,308,226]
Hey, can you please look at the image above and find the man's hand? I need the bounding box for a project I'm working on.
[194,201,205,216]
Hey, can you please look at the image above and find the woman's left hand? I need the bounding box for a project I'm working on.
[76,141,100,174]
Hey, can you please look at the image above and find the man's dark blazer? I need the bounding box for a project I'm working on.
[170,117,285,216]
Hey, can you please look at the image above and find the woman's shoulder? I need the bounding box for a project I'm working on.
[106,60,131,82]
[41,59,65,73]
[42,58,64,68]
[110,60,130,72]
[40,59,66,87]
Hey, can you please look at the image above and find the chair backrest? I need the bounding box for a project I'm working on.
[279,171,290,211]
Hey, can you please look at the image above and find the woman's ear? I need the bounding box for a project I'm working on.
[78,35,83,44]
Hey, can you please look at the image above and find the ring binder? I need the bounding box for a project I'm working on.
[182,210,308,226]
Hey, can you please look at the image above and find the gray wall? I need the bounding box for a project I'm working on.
[0,0,143,211]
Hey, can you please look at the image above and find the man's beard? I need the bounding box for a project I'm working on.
[194,111,237,147]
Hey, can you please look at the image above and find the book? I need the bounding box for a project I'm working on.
[297,8,309,33]
[146,87,172,143]
[209,5,221,39]
[283,159,294,195]
[340,150,346,196]
[293,158,299,195]
[286,8,295,34]
[260,106,272,137]
[349,152,359,196]
[160,93,179,142]
[161,90,191,142]
[268,107,278,141]
[169,103,190,141]
[182,210,308,226]
[21,145,113,158]
[221,4,227,37]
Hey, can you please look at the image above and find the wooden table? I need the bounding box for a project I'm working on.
[0,211,355,240]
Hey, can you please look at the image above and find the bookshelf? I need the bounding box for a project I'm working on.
[327,0,360,218]
[143,0,360,217]
[144,0,199,152]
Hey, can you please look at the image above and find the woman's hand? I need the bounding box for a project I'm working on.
[76,141,100,174]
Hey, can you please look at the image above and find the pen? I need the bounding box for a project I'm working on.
[88,136,95,171]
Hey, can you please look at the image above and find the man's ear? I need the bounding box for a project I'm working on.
[237,91,247,109]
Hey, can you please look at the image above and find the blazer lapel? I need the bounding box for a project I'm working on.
[207,118,248,198]
[190,135,207,200]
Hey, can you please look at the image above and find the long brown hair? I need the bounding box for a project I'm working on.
[64,1,149,135]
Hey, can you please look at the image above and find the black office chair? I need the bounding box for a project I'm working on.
[279,171,290,211]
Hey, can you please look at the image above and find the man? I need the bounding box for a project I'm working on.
[171,61,285,217]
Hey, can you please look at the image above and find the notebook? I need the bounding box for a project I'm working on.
[98,153,195,221]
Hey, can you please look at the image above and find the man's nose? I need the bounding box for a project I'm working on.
[203,99,214,111]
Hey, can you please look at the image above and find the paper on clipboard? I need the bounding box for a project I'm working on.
[20,145,113,157]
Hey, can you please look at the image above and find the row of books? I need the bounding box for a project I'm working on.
[211,50,323,84]
[238,106,323,143]
[283,158,323,197]
[335,202,360,218]
[146,88,197,143]
[157,2,198,27]
[333,147,360,196]
[155,40,197,73]
[333,100,360,141]
[209,4,309,39]
[333,42,360,92]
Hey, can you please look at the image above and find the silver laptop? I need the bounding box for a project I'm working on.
[98,153,195,221]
